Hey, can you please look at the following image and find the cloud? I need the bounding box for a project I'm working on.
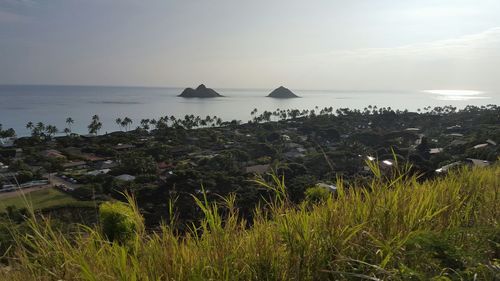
[315,27,500,61]
[261,27,500,90]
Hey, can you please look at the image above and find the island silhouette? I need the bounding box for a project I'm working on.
[178,84,223,98]
[267,86,300,98]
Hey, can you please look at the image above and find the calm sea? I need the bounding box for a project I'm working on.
[0,85,498,136]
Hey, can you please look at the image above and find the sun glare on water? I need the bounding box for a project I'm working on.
[423,90,489,101]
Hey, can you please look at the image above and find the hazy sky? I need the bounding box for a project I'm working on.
[1,0,500,90]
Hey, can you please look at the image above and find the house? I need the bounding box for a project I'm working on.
[81,154,106,162]
[114,143,136,151]
[405,128,420,132]
[244,164,270,175]
[87,169,111,176]
[449,140,467,147]
[381,159,394,167]
[430,148,443,154]
[80,134,97,139]
[316,183,337,193]
[0,137,16,148]
[446,125,462,131]
[486,139,497,146]
[436,158,490,174]
[465,158,490,168]
[366,156,376,161]
[473,143,489,149]
[95,160,117,170]
[0,162,8,172]
[379,159,395,174]
[435,161,462,173]
[40,149,66,159]
[281,135,291,142]
[115,174,136,182]
[62,161,87,169]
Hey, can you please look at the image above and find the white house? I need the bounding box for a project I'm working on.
[0,137,16,148]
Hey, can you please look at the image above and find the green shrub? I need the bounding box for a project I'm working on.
[304,186,331,203]
[99,201,138,244]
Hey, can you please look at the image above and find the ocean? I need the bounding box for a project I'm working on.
[0,85,498,136]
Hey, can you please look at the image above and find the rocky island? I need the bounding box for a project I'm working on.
[178,84,223,98]
[267,86,299,98]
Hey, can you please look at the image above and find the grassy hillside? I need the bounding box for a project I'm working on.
[0,188,95,212]
[1,165,499,280]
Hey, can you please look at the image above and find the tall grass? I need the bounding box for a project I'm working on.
[1,164,499,280]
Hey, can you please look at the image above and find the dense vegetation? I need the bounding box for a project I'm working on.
[1,105,499,227]
[0,164,498,280]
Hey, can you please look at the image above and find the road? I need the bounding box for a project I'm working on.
[0,173,82,200]
[48,174,82,190]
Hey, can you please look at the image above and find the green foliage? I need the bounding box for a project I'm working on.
[116,151,157,175]
[99,199,142,244]
[0,124,16,138]
[14,170,34,184]
[304,186,331,204]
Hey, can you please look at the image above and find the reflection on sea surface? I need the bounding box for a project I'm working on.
[423,90,490,101]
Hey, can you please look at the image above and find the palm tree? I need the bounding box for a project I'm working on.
[35,122,45,137]
[149,119,157,128]
[63,127,71,136]
[115,118,122,131]
[45,125,58,138]
[156,117,167,130]
[26,121,34,131]
[140,119,150,131]
[204,115,212,125]
[123,117,133,131]
[25,122,35,136]
[194,116,201,128]
[88,115,102,135]
[65,117,74,131]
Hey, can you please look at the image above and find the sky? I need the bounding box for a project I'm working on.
[1,0,500,91]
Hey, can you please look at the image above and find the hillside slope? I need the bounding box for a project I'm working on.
[1,165,499,280]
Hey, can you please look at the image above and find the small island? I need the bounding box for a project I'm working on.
[178,84,223,98]
[267,86,300,98]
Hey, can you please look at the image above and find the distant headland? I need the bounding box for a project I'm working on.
[267,86,300,98]
[178,84,223,98]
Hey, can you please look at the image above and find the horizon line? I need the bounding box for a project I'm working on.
[0,83,438,93]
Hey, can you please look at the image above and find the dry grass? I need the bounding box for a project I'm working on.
[1,164,499,280]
